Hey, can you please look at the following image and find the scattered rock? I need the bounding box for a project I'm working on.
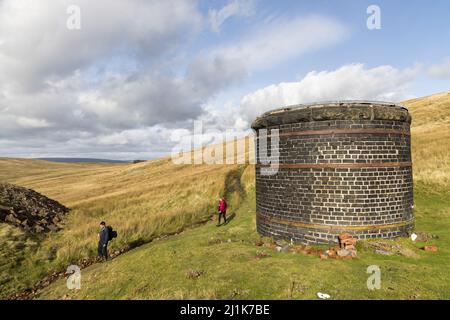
[275,239,289,247]
[5,213,21,225]
[375,249,393,255]
[338,233,357,258]
[367,241,420,258]
[0,182,69,233]
[422,245,438,252]
[254,239,264,247]
[337,249,350,257]
[255,250,270,260]
[185,268,204,279]
[326,248,337,258]
[416,232,439,242]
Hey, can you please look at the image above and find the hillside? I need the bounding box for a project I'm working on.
[1,93,450,299]
[0,141,252,298]
[406,92,450,187]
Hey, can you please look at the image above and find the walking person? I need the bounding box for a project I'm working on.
[98,221,109,261]
[217,196,227,226]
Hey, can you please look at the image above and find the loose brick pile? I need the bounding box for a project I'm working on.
[252,101,414,244]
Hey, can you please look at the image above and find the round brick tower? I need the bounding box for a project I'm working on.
[251,101,414,244]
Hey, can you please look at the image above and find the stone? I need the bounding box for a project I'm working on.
[344,244,356,251]
[275,240,289,247]
[0,182,69,233]
[5,214,21,225]
[254,239,264,247]
[34,225,45,233]
[416,232,439,242]
[185,269,203,279]
[337,249,350,257]
[48,224,59,232]
[320,253,328,260]
[0,204,12,212]
[326,249,337,257]
[375,249,393,255]
[423,245,438,252]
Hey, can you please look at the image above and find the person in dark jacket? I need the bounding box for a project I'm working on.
[98,221,109,261]
[217,196,227,226]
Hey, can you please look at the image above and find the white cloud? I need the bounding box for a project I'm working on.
[428,57,450,78]
[209,15,348,71]
[185,14,349,104]
[0,1,352,159]
[0,0,202,90]
[209,0,255,33]
[240,64,418,122]
[16,116,51,129]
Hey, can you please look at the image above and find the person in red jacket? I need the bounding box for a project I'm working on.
[217,196,227,226]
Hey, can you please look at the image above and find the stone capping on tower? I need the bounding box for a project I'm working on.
[251,100,410,130]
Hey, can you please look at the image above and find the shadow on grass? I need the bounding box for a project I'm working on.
[217,212,236,226]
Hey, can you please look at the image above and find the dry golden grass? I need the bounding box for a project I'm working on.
[404,91,450,187]
[1,160,225,263]
[0,137,255,274]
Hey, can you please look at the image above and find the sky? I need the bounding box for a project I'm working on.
[0,0,449,160]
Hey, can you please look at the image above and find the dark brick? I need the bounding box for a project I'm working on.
[252,102,414,244]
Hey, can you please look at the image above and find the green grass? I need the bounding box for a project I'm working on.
[0,224,49,292]
[36,168,450,300]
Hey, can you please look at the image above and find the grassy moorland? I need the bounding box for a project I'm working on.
[0,140,253,298]
[1,92,450,299]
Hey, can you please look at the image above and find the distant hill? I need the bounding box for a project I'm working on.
[36,158,130,164]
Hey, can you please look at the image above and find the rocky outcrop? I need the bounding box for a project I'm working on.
[0,182,69,233]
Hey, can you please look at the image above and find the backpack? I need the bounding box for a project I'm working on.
[107,225,117,241]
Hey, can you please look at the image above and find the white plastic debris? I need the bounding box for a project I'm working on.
[317,292,331,299]
[411,233,418,242]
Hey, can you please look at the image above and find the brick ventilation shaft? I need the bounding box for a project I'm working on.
[251,101,414,244]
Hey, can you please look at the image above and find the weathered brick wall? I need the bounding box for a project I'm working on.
[252,102,414,244]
